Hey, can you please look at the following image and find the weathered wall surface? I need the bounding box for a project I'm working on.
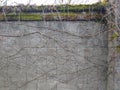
[0,21,108,90]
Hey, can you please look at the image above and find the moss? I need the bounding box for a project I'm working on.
[0,12,105,21]
[1,13,42,21]
[0,14,4,20]
[20,14,42,20]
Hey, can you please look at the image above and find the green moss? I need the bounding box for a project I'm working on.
[0,14,4,20]
[1,13,42,21]
[0,12,104,21]
[20,13,42,20]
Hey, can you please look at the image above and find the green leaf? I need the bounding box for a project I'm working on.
[111,32,119,40]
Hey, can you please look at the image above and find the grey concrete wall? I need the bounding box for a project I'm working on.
[0,21,108,90]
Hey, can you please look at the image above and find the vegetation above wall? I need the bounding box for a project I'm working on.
[0,3,107,21]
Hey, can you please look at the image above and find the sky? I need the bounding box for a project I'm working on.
[0,0,101,6]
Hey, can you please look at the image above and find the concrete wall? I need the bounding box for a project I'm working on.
[0,21,108,90]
